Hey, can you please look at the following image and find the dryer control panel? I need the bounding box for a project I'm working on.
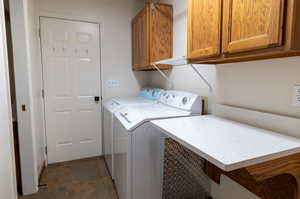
[158,90,202,114]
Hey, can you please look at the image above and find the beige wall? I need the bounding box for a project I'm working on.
[149,0,300,198]
[38,0,148,100]
[216,57,300,118]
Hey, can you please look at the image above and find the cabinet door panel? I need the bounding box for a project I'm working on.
[132,6,149,70]
[223,0,285,54]
[150,4,173,63]
[188,0,222,59]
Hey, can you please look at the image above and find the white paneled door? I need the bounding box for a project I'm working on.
[40,17,102,164]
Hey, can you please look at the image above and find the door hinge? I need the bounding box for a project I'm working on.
[45,146,48,155]
[38,28,41,38]
[42,89,45,98]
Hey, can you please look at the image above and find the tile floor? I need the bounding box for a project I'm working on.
[19,157,118,199]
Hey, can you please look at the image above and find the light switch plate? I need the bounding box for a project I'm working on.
[106,80,120,88]
[293,85,300,106]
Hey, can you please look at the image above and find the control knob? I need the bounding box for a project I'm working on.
[182,97,188,105]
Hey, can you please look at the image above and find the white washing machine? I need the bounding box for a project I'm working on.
[113,90,202,199]
[103,88,164,179]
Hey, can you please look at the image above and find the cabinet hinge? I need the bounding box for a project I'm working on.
[45,146,48,155]
[38,28,41,38]
[42,89,45,98]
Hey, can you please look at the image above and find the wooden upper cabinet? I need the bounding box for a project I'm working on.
[222,0,285,54]
[132,6,150,70]
[132,3,173,71]
[188,0,300,64]
[188,0,222,59]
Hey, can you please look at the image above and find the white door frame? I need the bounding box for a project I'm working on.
[0,0,18,198]
[9,0,40,195]
[39,16,103,163]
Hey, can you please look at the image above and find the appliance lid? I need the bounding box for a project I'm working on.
[113,96,154,105]
[103,99,121,112]
[118,107,143,124]
[114,103,193,131]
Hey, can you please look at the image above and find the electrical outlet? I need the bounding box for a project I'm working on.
[293,85,300,106]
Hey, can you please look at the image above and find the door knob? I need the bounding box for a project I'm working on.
[94,96,100,103]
